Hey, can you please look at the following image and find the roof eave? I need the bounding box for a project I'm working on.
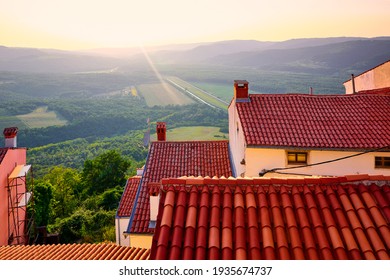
[245,144,390,152]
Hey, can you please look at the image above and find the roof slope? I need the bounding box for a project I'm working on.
[128,141,233,233]
[236,93,390,149]
[0,243,150,260]
[117,176,141,217]
[150,175,390,260]
[0,148,8,164]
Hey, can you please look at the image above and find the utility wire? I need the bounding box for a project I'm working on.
[258,145,390,177]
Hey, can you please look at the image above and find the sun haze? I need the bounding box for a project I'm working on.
[1,0,389,50]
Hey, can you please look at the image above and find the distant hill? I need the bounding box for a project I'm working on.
[1,37,390,74]
[150,37,370,64]
[0,46,125,73]
[147,37,390,75]
[208,39,390,74]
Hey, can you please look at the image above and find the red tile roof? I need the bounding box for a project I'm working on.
[0,243,150,260]
[150,176,390,260]
[235,93,390,149]
[117,176,141,217]
[0,148,8,164]
[128,141,233,234]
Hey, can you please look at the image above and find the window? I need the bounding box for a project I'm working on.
[375,156,390,168]
[287,152,308,164]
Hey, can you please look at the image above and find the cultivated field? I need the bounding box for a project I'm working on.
[137,82,194,107]
[189,82,234,102]
[17,106,68,128]
[166,77,228,110]
[150,126,227,141]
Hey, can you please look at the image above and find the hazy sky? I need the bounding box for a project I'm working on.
[1,0,390,50]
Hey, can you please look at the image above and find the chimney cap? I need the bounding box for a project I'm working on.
[234,80,249,84]
[156,122,167,141]
[3,127,18,138]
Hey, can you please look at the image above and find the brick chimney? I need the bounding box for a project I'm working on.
[234,80,250,102]
[156,122,166,141]
[3,127,18,148]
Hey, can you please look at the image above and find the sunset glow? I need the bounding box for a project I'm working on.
[1,0,390,50]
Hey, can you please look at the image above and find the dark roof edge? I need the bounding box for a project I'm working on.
[125,152,152,234]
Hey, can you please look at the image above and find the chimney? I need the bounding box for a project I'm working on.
[3,127,18,148]
[136,166,144,176]
[148,183,160,228]
[156,122,166,141]
[234,80,249,102]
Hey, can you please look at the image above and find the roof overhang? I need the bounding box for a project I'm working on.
[8,164,31,180]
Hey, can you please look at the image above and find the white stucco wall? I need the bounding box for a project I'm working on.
[115,217,130,246]
[228,101,247,177]
[245,147,390,177]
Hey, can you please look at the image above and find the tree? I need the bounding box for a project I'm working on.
[33,182,53,227]
[98,187,123,211]
[43,166,81,220]
[81,150,130,195]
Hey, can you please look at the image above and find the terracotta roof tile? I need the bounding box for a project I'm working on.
[116,176,141,217]
[0,243,150,260]
[150,177,390,260]
[128,141,232,233]
[235,93,390,149]
[0,148,8,164]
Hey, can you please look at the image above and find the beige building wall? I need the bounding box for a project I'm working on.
[129,234,153,249]
[245,147,390,177]
[228,101,247,177]
[116,218,153,248]
[344,61,390,94]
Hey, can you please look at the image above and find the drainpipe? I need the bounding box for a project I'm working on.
[351,74,356,94]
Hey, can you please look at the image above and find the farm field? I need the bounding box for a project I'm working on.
[188,81,234,102]
[137,82,194,107]
[166,77,228,110]
[16,106,68,128]
[150,126,227,141]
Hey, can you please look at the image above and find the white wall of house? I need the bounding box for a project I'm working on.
[115,217,130,246]
[344,61,390,94]
[244,147,390,177]
[228,101,247,177]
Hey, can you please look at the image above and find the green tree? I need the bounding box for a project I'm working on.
[33,182,53,226]
[97,187,123,211]
[81,150,130,195]
[43,166,81,221]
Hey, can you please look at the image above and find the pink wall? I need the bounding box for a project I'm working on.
[0,148,27,245]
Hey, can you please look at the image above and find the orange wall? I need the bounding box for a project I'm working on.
[0,148,27,245]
